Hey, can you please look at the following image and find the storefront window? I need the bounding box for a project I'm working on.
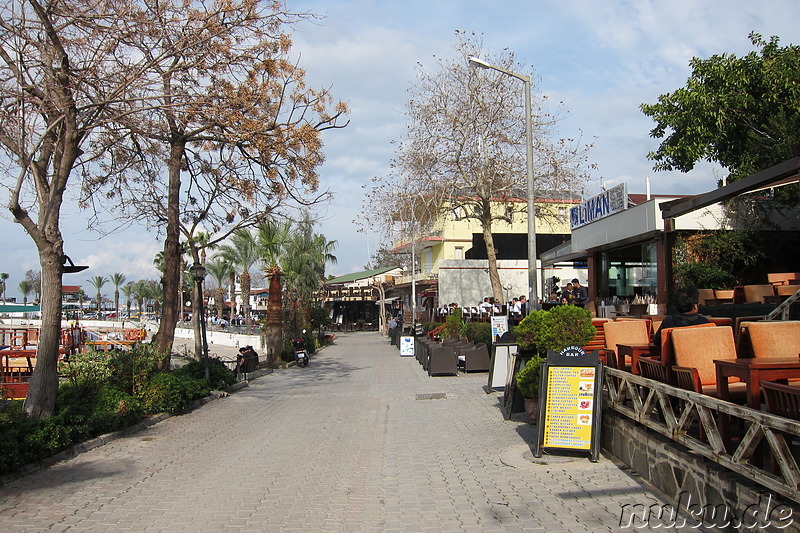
[597,242,658,300]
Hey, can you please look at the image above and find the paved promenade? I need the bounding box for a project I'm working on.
[1,333,672,532]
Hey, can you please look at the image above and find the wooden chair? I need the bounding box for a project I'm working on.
[713,289,735,304]
[603,320,651,374]
[747,321,800,359]
[763,380,800,420]
[638,356,672,384]
[743,284,777,304]
[670,326,746,400]
[697,289,715,306]
[761,380,800,473]
[582,318,609,366]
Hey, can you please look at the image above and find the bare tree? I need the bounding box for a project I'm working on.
[81,1,348,366]
[365,32,592,303]
[0,0,173,417]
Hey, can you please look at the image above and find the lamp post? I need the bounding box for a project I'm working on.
[468,56,538,308]
[190,262,210,383]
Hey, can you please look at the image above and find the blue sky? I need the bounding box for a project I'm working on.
[2,0,799,301]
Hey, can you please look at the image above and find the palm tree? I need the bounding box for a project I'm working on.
[255,220,291,366]
[121,282,136,319]
[133,280,149,315]
[0,272,8,302]
[18,280,33,305]
[205,257,234,320]
[110,273,127,318]
[87,276,109,315]
[214,229,259,325]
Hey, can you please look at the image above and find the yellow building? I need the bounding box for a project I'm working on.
[392,197,581,320]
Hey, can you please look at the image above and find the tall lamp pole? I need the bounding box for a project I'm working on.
[190,262,210,383]
[468,56,538,308]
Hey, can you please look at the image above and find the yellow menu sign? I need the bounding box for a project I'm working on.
[542,366,596,450]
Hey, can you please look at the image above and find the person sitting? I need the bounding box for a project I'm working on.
[652,287,710,346]
[479,297,492,308]
[562,283,574,303]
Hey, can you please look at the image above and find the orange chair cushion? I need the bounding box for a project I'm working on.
[743,284,776,304]
[698,289,715,306]
[777,285,800,296]
[604,320,650,361]
[672,326,736,386]
[748,321,800,359]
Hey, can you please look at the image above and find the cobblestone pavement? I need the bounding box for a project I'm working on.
[0,333,674,532]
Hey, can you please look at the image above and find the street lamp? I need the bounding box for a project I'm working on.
[190,262,210,383]
[468,56,538,308]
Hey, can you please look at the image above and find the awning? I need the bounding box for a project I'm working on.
[0,304,41,313]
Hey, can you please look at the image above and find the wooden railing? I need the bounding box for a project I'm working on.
[604,366,800,503]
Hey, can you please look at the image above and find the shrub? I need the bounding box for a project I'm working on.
[88,385,144,433]
[106,343,167,395]
[464,322,492,345]
[443,308,464,339]
[514,306,595,355]
[514,310,549,353]
[137,373,209,414]
[516,356,545,399]
[174,358,236,391]
[674,262,735,290]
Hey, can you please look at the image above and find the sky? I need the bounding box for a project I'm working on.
[3,0,800,301]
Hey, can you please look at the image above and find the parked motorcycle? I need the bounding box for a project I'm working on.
[293,331,309,367]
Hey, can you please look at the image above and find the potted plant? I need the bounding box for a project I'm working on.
[515,356,545,423]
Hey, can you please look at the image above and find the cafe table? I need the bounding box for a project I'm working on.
[714,357,800,410]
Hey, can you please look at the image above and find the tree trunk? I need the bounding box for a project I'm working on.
[241,270,251,325]
[264,269,283,366]
[152,141,184,368]
[482,220,505,304]
[23,251,63,418]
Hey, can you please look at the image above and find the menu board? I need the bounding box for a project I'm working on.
[542,366,596,450]
[533,346,602,462]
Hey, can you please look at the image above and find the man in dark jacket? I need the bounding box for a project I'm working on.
[571,278,589,306]
[652,287,710,346]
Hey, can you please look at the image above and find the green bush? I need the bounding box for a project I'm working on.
[464,322,492,345]
[516,356,545,399]
[88,385,144,432]
[674,262,735,290]
[0,401,40,472]
[174,358,236,391]
[514,306,595,355]
[137,373,209,414]
[443,308,464,339]
[514,310,549,352]
[106,343,167,395]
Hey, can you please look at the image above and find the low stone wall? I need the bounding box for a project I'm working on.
[602,408,800,531]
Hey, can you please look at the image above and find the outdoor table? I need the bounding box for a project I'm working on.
[616,343,654,375]
[714,357,800,410]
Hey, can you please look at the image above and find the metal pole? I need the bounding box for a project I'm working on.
[524,77,538,308]
[197,278,210,383]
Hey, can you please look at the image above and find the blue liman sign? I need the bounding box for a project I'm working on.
[570,183,627,230]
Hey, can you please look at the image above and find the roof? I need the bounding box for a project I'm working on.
[0,304,41,313]
[660,157,800,219]
[326,267,400,285]
[62,285,81,293]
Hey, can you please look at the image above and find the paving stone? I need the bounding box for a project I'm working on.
[0,332,674,532]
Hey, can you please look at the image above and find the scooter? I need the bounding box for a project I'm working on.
[293,331,309,367]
